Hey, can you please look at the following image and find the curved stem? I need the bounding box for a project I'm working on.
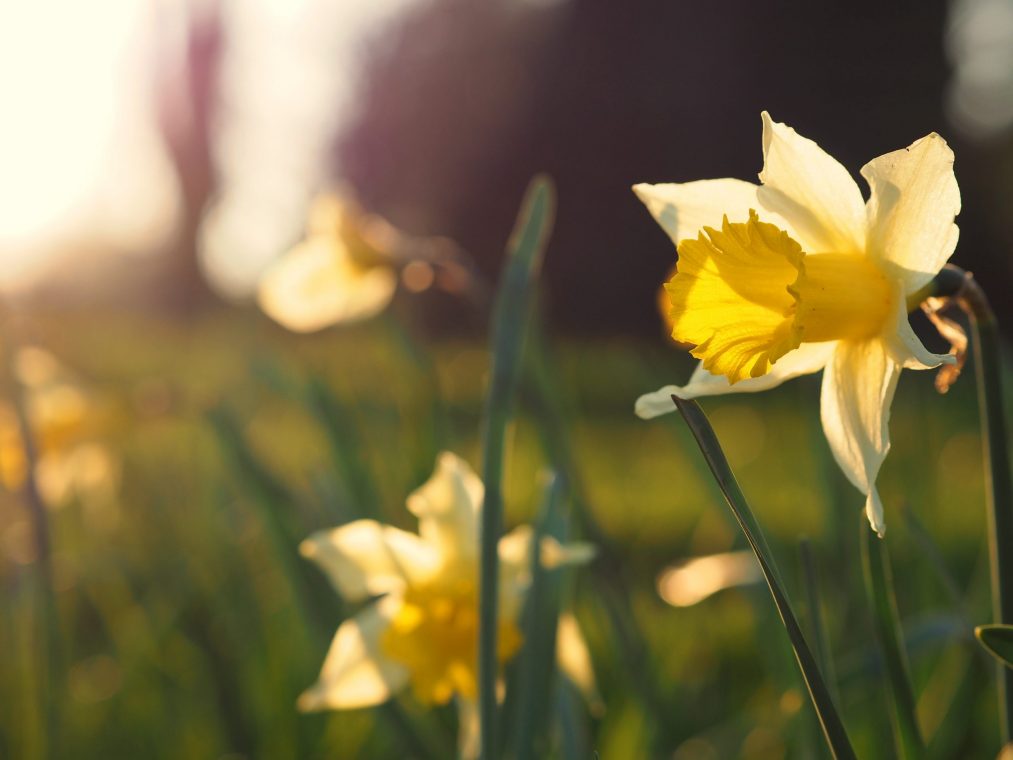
[928,265,1013,744]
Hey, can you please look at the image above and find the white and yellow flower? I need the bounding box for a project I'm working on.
[0,347,119,506]
[297,452,595,753]
[257,194,400,332]
[634,112,961,535]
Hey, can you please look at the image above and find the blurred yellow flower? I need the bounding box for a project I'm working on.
[635,113,960,534]
[656,551,761,607]
[0,347,118,505]
[298,452,595,751]
[257,194,400,332]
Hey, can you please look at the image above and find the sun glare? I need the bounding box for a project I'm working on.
[0,0,180,290]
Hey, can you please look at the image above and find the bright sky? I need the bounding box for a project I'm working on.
[198,0,421,299]
[0,0,182,290]
[0,0,418,295]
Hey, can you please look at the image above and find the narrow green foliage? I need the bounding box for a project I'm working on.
[931,264,1013,743]
[510,474,566,760]
[1,344,61,759]
[478,176,555,760]
[673,396,856,760]
[523,326,670,750]
[860,520,924,758]
[976,625,1013,670]
[303,374,379,516]
[799,538,838,705]
[971,306,1013,744]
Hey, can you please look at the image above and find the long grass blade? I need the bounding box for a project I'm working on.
[522,326,673,750]
[478,176,555,760]
[860,519,924,757]
[510,474,565,760]
[672,396,856,759]
[303,374,379,516]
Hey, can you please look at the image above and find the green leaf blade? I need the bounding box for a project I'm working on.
[672,396,856,760]
[976,624,1013,670]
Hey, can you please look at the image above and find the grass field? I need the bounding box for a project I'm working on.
[0,307,1004,759]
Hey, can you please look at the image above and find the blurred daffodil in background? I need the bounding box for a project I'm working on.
[635,112,961,535]
[297,452,595,756]
[258,191,478,333]
[0,346,119,508]
[656,550,762,608]
[257,194,401,332]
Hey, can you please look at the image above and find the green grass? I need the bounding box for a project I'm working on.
[0,308,1003,758]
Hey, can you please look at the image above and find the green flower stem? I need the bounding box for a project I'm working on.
[478,177,554,760]
[674,396,856,760]
[2,338,61,759]
[929,264,1013,744]
[969,290,1013,745]
[860,519,924,757]
[522,329,673,748]
[511,475,565,760]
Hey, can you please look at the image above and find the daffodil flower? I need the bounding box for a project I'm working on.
[257,194,399,332]
[634,113,960,535]
[0,347,119,505]
[298,452,595,755]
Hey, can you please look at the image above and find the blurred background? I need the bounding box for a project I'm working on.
[2,0,1012,757]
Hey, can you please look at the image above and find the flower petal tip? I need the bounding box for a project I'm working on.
[634,387,679,419]
[865,491,887,538]
[296,690,323,713]
[298,536,320,559]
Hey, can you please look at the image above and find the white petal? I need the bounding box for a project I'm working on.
[300,520,438,602]
[297,597,409,711]
[406,452,484,564]
[757,112,867,253]
[820,339,901,536]
[556,612,603,716]
[257,238,396,333]
[861,132,960,293]
[634,341,836,419]
[634,179,768,245]
[498,525,535,621]
[881,282,957,370]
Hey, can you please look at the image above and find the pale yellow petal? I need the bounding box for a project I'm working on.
[257,238,396,333]
[297,597,409,711]
[633,179,797,246]
[819,339,901,536]
[634,341,836,419]
[498,525,535,622]
[498,524,534,568]
[406,452,483,563]
[539,537,596,569]
[758,112,867,253]
[456,696,481,760]
[300,520,438,602]
[556,612,603,716]
[881,281,957,370]
[861,132,961,293]
[498,527,595,622]
[657,551,761,607]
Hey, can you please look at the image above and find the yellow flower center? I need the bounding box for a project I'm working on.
[666,210,893,383]
[380,579,523,705]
